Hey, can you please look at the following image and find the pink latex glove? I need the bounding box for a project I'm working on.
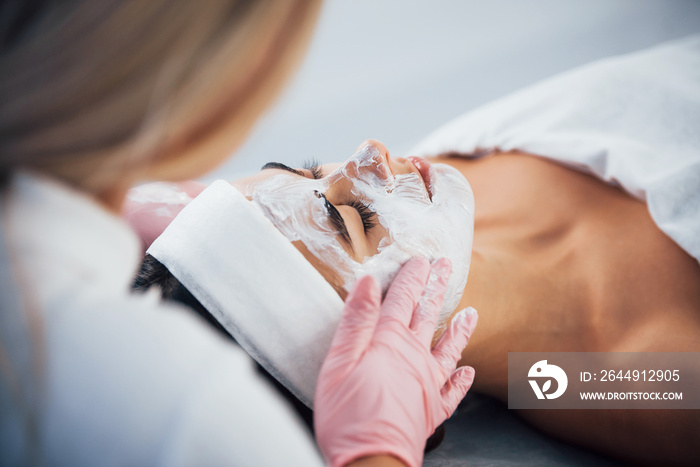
[314,257,478,467]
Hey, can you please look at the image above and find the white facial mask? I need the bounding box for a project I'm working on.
[245,144,475,326]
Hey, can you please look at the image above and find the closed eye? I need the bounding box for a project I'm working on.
[347,199,377,233]
[315,190,352,246]
[260,160,373,250]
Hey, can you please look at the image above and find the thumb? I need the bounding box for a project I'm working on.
[431,307,478,376]
[326,275,381,366]
[440,366,476,418]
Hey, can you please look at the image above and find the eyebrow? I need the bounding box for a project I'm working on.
[260,162,304,176]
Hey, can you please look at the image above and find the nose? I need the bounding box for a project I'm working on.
[357,139,390,159]
[325,139,416,202]
[357,139,414,178]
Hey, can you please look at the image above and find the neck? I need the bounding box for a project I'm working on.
[453,237,601,400]
[456,245,514,349]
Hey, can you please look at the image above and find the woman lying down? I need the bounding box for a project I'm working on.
[128,35,700,465]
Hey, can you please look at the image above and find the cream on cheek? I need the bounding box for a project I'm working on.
[248,144,475,328]
[339,146,475,327]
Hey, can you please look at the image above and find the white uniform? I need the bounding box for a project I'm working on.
[0,172,324,466]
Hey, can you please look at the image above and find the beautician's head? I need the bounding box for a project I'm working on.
[0,0,320,198]
[233,140,475,325]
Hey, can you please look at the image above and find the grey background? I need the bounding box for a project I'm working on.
[424,394,623,467]
[206,0,700,182]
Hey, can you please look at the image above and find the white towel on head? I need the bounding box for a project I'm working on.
[148,180,345,407]
[412,34,700,265]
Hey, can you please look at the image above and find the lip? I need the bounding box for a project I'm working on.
[407,156,434,201]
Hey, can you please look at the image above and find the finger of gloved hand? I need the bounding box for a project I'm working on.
[440,365,476,417]
[327,275,381,366]
[379,257,431,328]
[431,307,478,375]
[410,258,452,345]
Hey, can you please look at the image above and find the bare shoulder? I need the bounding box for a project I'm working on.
[614,304,700,353]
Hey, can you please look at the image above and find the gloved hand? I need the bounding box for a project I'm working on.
[314,257,478,467]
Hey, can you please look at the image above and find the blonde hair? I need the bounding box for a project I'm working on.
[0,0,321,194]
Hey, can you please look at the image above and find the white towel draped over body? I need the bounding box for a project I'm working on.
[412,35,700,265]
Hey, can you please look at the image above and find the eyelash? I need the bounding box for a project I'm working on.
[347,199,377,233]
[316,190,377,237]
[302,158,323,180]
[316,190,351,244]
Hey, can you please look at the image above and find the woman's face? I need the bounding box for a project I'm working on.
[232,140,475,325]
